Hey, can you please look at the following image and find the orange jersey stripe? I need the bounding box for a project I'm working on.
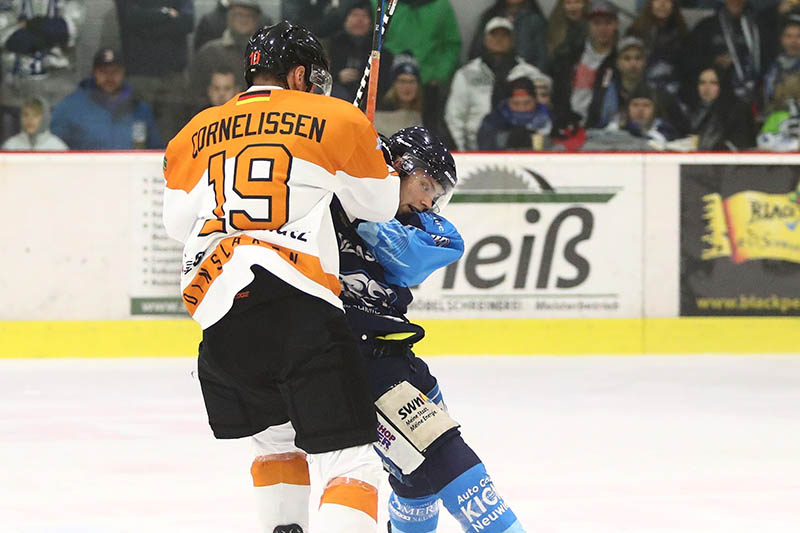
[181,235,341,316]
[319,477,378,521]
[251,453,310,487]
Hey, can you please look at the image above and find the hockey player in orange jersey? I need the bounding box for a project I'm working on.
[162,21,400,532]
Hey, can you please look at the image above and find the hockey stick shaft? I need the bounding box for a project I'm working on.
[364,0,385,122]
[353,0,398,112]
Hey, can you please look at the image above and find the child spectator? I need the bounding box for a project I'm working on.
[546,0,588,56]
[550,0,618,135]
[50,48,162,150]
[478,76,552,150]
[1,96,67,150]
[445,16,545,151]
[684,66,756,150]
[206,68,238,107]
[758,72,800,150]
[763,13,800,107]
[374,53,423,136]
[534,74,553,110]
[469,0,549,71]
[626,0,687,96]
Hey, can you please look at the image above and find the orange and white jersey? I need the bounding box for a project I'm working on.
[163,86,399,329]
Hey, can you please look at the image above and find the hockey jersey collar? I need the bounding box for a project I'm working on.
[247,85,284,92]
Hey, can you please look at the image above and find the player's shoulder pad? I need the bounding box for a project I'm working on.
[310,92,372,127]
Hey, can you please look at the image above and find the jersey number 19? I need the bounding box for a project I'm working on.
[199,143,292,236]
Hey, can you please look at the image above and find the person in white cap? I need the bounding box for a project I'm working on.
[468,0,549,70]
[445,16,546,151]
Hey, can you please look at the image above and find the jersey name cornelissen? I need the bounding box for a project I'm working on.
[191,93,327,158]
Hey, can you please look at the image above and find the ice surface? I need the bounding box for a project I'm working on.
[2,355,799,532]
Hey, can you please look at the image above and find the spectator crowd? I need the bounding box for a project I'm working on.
[3,0,800,152]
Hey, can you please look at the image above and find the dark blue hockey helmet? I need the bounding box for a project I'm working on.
[387,126,458,212]
[244,21,332,95]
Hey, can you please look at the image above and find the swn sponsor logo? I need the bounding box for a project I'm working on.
[398,393,427,420]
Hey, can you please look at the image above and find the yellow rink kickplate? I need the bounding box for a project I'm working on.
[0,318,796,358]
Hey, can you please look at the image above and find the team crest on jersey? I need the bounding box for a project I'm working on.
[162,156,167,171]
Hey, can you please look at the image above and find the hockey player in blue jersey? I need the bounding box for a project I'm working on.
[332,126,525,533]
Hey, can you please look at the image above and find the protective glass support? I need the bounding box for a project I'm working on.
[309,64,333,96]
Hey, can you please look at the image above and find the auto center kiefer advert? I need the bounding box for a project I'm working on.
[680,164,800,316]
[408,155,643,319]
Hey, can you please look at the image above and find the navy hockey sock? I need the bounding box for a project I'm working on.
[388,492,439,533]
[438,463,524,532]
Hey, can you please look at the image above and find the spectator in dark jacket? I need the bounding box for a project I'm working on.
[550,0,618,135]
[586,35,646,128]
[282,0,361,39]
[188,0,258,109]
[683,65,755,150]
[478,76,552,150]
[623,84,677,141]
[50,48,162,150]
[115,0,194,141]
[762,13,800,107]
[626,0,687,96]
[193,0,271,51]
[756,0,800,73]
[328,1,393,103]
[546,0,588,56]
[679,0,763,106]
[469,0,550,71]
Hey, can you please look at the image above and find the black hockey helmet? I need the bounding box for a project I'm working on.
[244,21,332,95]
[388,126,458,212]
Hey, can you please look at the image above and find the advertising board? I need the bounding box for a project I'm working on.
[680,164,800,316]
[408,154,644,319]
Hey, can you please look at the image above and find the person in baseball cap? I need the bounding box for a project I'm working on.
[91,48,125,96]
[484,16,514,35]
[93,48,124,68]
[587,0,619,19]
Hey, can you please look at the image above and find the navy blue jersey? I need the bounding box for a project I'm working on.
[332,198,423,354]
[331,198,464,357]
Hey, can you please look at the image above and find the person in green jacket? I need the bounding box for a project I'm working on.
[371,0,461,86]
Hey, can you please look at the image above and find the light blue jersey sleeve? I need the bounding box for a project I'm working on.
[356,212,464,287]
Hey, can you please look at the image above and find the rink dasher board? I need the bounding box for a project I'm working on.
[0,317,798,357]
[1,152,798,357]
